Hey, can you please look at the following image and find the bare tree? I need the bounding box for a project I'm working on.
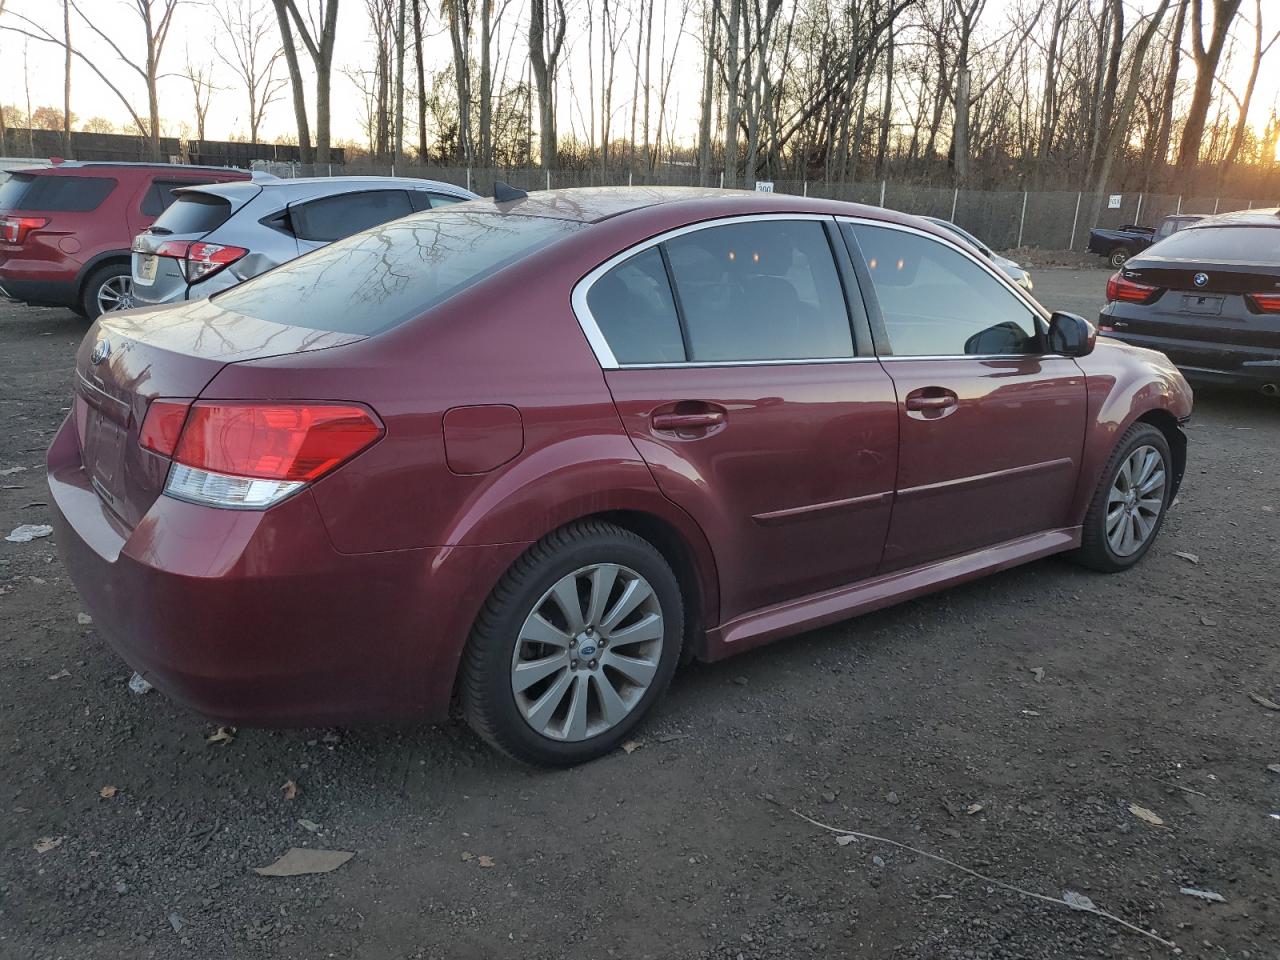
[1220,0,1279,177]
[184,54,216,141]
[62,0,72,157]
[445,0,474,165]
[528,0,567,168]
[216,0,287,145]
[1175,0,1244,181]
[273,0,341,165]
[270,0,313,161]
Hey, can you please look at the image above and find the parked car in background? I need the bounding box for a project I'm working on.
[1088,214,1203,268]
[1099,208,1280,395]
[51,187,1190,767]
[0,161,256,318]
[130,176,478,307]
[922,216,1033,292]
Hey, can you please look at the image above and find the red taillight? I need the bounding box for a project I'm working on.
[184,241,247,283]
[138,398,195,457]
[172,402,383,482]
[1246,292,1280,314]
[0,215,49,244]
[153,239,193,260]
[1106,272,1160,305]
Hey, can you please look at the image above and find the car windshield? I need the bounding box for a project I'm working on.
[1148,225,1280,262]
[211,209,586,335]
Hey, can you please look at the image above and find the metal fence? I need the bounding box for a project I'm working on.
[256,159,1272,253]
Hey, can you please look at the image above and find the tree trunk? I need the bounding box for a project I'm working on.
[1175,0,1244,183]
[1221,0,1276,180]
[413,0,427,160]
[448,0,473,166]
[528,0,566,169]
[696,0,718,185]
[479,0,493,168]
[394,0,405,169]
[62,0,72,157]
[272,0,313,162]
[874,31,893,178]
[721,0,742,186]
[1151,0,1188,185]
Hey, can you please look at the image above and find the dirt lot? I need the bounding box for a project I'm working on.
[2,270,1278,960]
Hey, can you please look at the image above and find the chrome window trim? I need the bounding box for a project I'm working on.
[571,212,844,370]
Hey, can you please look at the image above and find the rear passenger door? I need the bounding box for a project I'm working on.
[577,215,899,627]
[289,189,415,254]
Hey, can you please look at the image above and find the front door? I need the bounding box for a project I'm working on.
[842,220,1088,571]
[581,217,899,623]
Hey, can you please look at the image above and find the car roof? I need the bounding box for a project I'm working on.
[5,161,253,176]
[173,175,476,201]
[1186,207,1280,229]
[445,185,947,231]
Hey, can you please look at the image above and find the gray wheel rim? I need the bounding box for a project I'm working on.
[511,563,664,742]
[97,275,135,313]
[1106,444,1166,557]
[1110,250,1128,267]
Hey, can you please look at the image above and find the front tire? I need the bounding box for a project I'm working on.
[462,521,684,766]
[1072,423,1172,572]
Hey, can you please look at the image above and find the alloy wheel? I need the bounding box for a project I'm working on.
[511,563,664,742]
[97,275,135,314]
[1105,443,1166,557]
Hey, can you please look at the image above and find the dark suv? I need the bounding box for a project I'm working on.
[0,161,253,319]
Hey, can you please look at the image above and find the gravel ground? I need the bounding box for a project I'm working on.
[2,271,1278,960]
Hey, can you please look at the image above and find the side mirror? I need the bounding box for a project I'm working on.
[1047,311,1096,358]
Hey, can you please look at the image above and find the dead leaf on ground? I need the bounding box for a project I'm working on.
[34,836,65,854]
[621,740,641,754]
[1062,890,1097,912]
[206,726,236,745]
[1249,692,1280,711]
[1030,667,1045,683]
[77,612,92,625]
[1128,802,1166,827]
[477,855,496,868]
[1180,887,1226,903]
[253,847,354,877]
[47,669,71,681]
[835,834,858,846]
[1173,551,1200,564]
[966,802,984,815]
[99,785,117,799]
[281,779,298,800]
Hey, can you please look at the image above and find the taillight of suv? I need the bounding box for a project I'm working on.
[140,399,384,509]
[147,238,248,283]
[1106,272,1160,305]
[0,215,48,244]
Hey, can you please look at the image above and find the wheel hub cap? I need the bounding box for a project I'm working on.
[1105,444,1166,557]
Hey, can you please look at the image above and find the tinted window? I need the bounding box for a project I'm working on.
[846,224,1039,357]
[587,247,685,363]
[140,179,193,216]
[292,189,414,242]
[212,210,585,335]
[0,173,115,212]
[663,220,854,361]
[150,192,233,235]
[428,193,466,208]
[1148,225,1280,262]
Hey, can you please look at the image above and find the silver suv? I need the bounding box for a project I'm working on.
[131,176,477,306]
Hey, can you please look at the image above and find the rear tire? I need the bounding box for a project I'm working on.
[462,520,684,766]
[1071,423,1172,573]
[81,263,135,320]
[1108,247,1130,269]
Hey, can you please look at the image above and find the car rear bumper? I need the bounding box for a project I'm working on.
[46,414,527,726]
[0,273,77,308]
[1098,329,1280,390]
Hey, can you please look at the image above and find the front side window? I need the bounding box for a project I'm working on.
[845,223,1040,357]
[291,190,414,243]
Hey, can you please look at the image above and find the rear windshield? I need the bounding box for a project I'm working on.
[211,209,586,335]
[151,192,234,235]
[1149,225,1280,262]
[0,173,115,212]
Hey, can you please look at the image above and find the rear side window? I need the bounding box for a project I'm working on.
[664,220,854,362]
[291,190,413,242]
[150,192,234,235]
[847,223,1039,357]
[587,247,686,363]
[0,173,115,212]
[1149,226,1280,262]
[140,179,194,216]
[211,210,585,335]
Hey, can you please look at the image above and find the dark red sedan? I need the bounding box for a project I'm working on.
[49,187,1192,765]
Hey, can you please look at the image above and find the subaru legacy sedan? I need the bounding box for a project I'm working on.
[49,188,1191,766]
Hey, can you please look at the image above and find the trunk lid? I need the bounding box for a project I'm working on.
[73,298,363,529]
[132,184,259,303]
[1122,257,1280,350]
